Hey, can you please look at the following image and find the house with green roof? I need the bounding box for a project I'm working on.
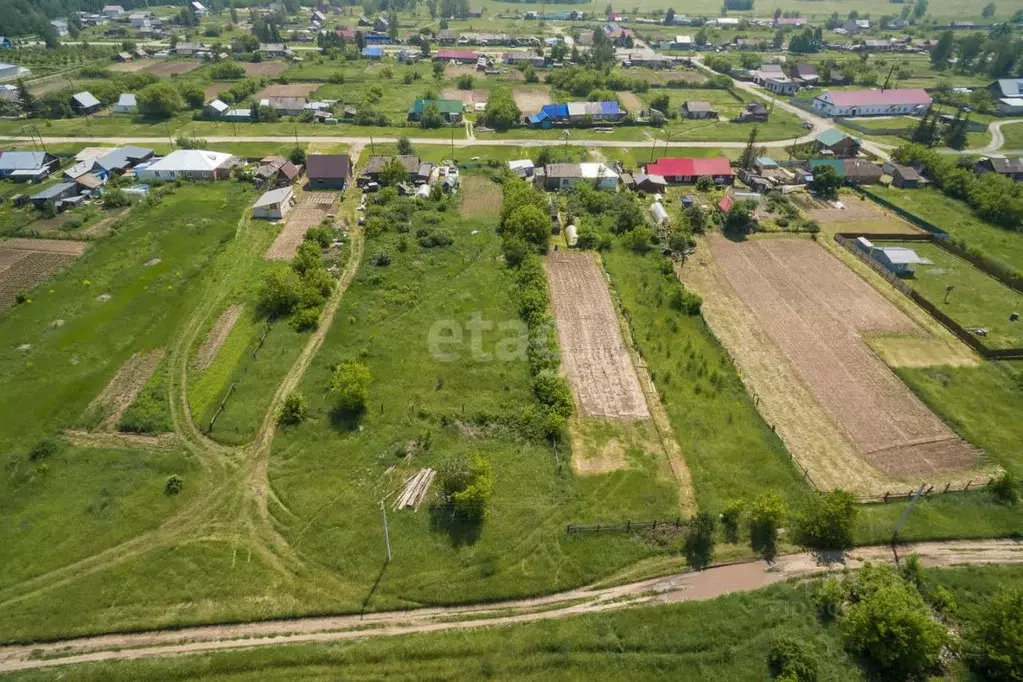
[814,128,860,158]
[407,98,464,124]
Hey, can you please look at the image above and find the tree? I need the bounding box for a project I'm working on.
[930,30,954,69]
[683,511,717,569]
[737,126,764,171]
[810,164,842,199]
[178,82,205,109]
[137,82,183,118]
[329,361,371,414]
[502,204,549,250]
[165,475,184,495]
[723,200,756,234]
[964,588,1023,681]
[432,60,445,80]
[982,1,996,17]
[378,157,409,187]
[943,110,969,150]
[664,7,675,24]
[841,564,949,678]
[792,490,856,550]
[15,79,37,118]
[695,27,709,47]
[439,453,494,520]
[913,0,928,17]
[288,146,306,166]
[481,86,521,131]
[396,136,414,155]
[419,101,444,129]
[748,492,786,559]
[258,264,301,317]
[649,93,670,116]
[279,391,308,425]
[622,226,653,252]
[767,636,820,681]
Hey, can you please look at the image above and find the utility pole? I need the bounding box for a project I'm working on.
[380,500,392,562]
[369,133,375,154]
[891,483,928,546]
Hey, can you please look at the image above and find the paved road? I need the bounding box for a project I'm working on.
[0,538,1019,673]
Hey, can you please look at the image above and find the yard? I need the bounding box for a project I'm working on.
[639,88,807,143]
[883,240,1023,350]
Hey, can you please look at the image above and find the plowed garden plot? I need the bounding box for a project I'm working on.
[142,60,201,76]
[85,349,165,431]
[791,192,921,234]
[511,87,550,114]
[618,91,644,113]
[712,236,980,479]
[265,193,337,261]
[0,239,86,308]
[255,83,320,99]
[108,60,151,72]
[243,61,287,76]
[194,303,245,371]
[460,176,501,218]
[545,251,649,420]
[442,88,487,105]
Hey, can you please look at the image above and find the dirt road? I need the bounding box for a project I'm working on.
[0,538,1019,673]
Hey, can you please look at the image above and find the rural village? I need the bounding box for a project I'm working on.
[0,0,1022,678]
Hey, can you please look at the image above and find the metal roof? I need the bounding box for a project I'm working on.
[116,93,137,107]
[31,182,77,200]
[143,149,234,173]
[815,128,850,147]
[72,91,100,108]
[253,186,293,208]
[0,151,50,171]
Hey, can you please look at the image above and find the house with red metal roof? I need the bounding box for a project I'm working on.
[811,88,931,117]
[644,157,734,185]
[433,49,479,63]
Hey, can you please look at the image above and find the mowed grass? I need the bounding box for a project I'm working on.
[883,241,1023,349]
[602,247,811,511]
[0,183,253,593]
[642,88,807,142]
[269,195,683,610]
[866,186,1023,275]
[1000,120,1023,150]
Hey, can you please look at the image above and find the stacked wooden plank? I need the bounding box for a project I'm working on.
[393,468,436,511]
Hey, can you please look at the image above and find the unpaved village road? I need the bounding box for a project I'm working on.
[0,539,1019,674]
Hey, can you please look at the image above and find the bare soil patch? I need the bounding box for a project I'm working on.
[792,191,921,234]
[545,251,649,420]
[460,176,501,218]
[205,82,232,100]
[108,60,151,73]
[255,82,321,99]
[618,91,644,113]
[443,65,479,79]
[511,86,550,115]
[0,240,86,308]
[442,87,487,105]
[711,236,980,479]
[143,60,201,76]
[243,61,287,76]
[265,192,337,261]
[194,303,245,371]
[87,349,165,432]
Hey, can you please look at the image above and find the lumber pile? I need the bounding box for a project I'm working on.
[393,468,436,511]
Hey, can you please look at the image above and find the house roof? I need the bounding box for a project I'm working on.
[408,98,463,115]
[843,158,883,179]
[875,246,927,265]
[435,49,478,60]
[362,46,383,57]
[207,99,229,113]
[892,164,922,180]
[823,88,931,107]
[983,157,1023,174]
[815,128,850,147]
[544,163,618,179]
[72,91,101,108]
[31,182,77,200]
[635,173,667,187]
[75,173,103,190]
[116,93,137,107]
[993,79,1023,97]
[540,103,569,118]
[795,64,818,77]
[808,158,846,177]
[143,149,234,173]
[261,43,286,51]
[646,157,733,177]
[253,186,293,209]
[266,97,307,110]
[64,160,96,178]
[95,145,152,172]
[306,153,352,179]
[0,151,50,171]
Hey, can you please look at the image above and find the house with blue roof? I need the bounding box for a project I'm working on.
[362,46,383,59]
[526,101,624,128]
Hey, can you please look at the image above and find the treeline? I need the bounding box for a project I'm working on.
[546,67,650,100]
[893,143,1023,230]
[929,28,1023,78]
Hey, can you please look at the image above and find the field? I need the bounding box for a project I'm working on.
[1002,121,1023,150]
[265,192,337,261]
[546,251,650,420]
[83,349,165,431]
[193,303,244,371]
[0,238,86,309]
[640,88,807,143]
[242,61,288,77]
[441,87,488,106]
[459,176,502,218]
[254,83,322,99]
[885,240,1023,350]
[712,236,981,481]
[791,190,922,235]
[142,60,201,77]
[510,86,551,115]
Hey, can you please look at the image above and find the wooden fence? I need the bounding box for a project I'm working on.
[861,478,998,504]
[567,518,687,534]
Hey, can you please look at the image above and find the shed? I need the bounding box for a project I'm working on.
[71,91,102,115]
[871,245,930,276]
[634,173,667,193]
[206,99,229,117]
[252,186,295,220]
[681,100,718,119]
[30,181,80,209]
[890,164,922,189]
[113,93,137,114]
[814,128,859,157]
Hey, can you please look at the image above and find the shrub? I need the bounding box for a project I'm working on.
[396,135,414,155]
[329,361,371,414]
[695,175,714,191]
[792,489,857,550]
[279,391,308,425]
[29,438,60,461]
[964,588,1023,681]
[290,306,320,331]
[258,264,302,317]
[165,474,184,495]
[532,370,574,418]
[439,452,494,520]
[669,285,702,315]
[683,511,716,569]
[721,499,744,542]
[371,251,392,266]
[767,636,820,681]
[991,471,1019,505]
[748,492,786,559]
[102,189,131,209]
[813,576,845,622]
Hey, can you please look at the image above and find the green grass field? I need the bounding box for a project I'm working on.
[881,241,1023,349]
[7,563,1022,681]
[866,186,1023,276]
[1001,120,1023,151]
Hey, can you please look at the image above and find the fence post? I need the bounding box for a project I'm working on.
[883,491,889,503]
[652,520,657,530]
[626,520,630,532]
[944,482,951,493]
[964,480,971,491]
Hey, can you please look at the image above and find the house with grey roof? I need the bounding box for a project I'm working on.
[681,100,718,119]
[251,186,295,220]
[71,91,102,115]
[113,93,137,114]
[0,150,58,181]
[29,182,82,209]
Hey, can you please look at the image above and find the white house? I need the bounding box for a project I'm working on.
[50,19,70,36]
[102,5,124,17]
[542,163,619,190]
[251,186,294,220]
[135,149,238,182]
[191,1,208,16]
[812,88,932,117]
[113,93,136,114]
[129,12,151,28]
